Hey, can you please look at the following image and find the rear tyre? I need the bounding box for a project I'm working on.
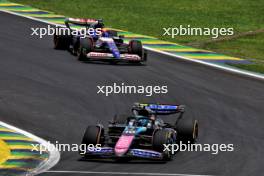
[175,118,198,144]
[106,30,118,37]
[152,129,176,161]
[53,31,70,50]
[77,37,94,61]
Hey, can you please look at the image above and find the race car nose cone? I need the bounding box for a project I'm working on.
[113,49,120,59]
[115,148,128,157]
[114,135,134,157]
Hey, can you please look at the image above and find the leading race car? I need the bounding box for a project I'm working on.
[53,18,147,64]
[80,103,198,161]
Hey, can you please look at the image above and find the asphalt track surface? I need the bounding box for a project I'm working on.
[0,12,264,176]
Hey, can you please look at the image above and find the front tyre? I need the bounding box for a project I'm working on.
[77,38,94,61]
[129,40,143,57]
[152,129,176,161]
[80,125,104,155]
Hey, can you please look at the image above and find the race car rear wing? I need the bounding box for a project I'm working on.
[65,18,100,25]
[132,103,185,115]
[64,18,104,31]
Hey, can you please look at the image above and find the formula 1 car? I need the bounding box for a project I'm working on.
[80,103,198,161]
[53,18,147,64]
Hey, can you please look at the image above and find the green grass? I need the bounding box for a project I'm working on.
[9,0,264,74]
[204,32,264,62]
[203,32,264,74]
[229,64,264,74]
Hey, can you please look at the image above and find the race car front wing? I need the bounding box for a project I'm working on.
[82,147,163,160]
[86,52,145,62]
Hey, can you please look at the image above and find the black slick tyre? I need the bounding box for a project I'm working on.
[77,38,93,61]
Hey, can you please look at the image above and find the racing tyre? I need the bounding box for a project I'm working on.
[106,30,118,37]
[129,40,143,57]
[53,31,70,50]
[81,125,104,145]
[152,129,176,161]
[80,125,104,155]
[175,118,198,144]
[77,37,94,61]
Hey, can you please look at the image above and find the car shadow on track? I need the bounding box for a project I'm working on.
[78,158,167,164]
[81,60,147,67]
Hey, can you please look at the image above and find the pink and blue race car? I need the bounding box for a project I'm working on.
[80,103,198,161]
[53,18,147,64]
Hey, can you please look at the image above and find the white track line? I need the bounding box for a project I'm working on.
[0,121,60,176]
[45,170,212,176]
[1,9,264,81]
[0,9,65,27]
[145,47,264,81]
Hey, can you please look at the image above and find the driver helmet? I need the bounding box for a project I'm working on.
[137,118,149,127]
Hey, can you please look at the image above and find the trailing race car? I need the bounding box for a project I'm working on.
[80,103,198,161]
[53,18,147,64]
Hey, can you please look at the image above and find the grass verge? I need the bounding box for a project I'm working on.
[9,0,264,74]
[203,32,264,72]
